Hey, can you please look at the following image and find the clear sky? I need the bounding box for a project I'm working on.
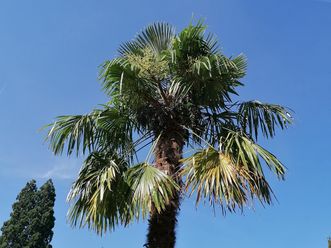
[0,0,330,247]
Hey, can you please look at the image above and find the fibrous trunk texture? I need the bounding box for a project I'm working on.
[145,132,183,248]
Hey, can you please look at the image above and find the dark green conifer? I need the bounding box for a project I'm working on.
[0,180,56,248]
[36,180,56,248]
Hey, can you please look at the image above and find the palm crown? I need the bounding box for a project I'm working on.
[46,21,292,247]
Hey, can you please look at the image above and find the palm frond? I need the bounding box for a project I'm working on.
[46,113,97,156]
[119,22,175,55]
[200,110,237,145]
[45,107,137,158]
[222,129,285,179]
[182,147,248,211]
[168,78,192,104]
[237,100,293,139]
[230,53,247,78]
[67,152,132,234]
[175,21,210,58]
[126,163,179,219]
[186,54,246,108]
[100,58,162,109]
[181,129,285,212]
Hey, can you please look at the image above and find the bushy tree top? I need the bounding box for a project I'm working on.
[0,180,56,248]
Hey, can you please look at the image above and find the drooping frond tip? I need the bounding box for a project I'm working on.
[237,100,293,140]
[67,156,179,234]
[181,129,286,212]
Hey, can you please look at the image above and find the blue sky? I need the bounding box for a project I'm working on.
[0,0,330,247]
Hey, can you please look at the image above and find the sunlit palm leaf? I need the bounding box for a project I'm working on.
[100,56,167,111]
[45,107,137,158]
[126,163,179,219]
[100,58,158,107]
[188,54,246,107]
[222,129,285,179]
[182,147,247,211]
[46,114,97,156]
[182,129,285,211]
[119,22,175,55]
[171,23,247,109]
[67,152,132,234]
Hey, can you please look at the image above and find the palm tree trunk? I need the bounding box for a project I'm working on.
[145,132,183,248]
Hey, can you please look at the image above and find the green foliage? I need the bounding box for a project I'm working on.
[66,153,178,234]
[0,180,56,248]
[45,21,293,234]
[126,163,179,218]
[237,100,292,140]
[67,152,132,234]
[182,129,285,211]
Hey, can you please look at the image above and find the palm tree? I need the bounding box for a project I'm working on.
[45,21,292,248]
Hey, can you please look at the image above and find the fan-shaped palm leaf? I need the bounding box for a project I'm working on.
[45,106,139,159]
[126,163,179,219]
[118,22,175,55]
[182,129,285,211]
[67,152,132,234]
[237,100,292,139]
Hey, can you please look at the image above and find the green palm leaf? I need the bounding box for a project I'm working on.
[46,113,97,156]
[67,152,132,234]
[126,163,179,219]
[45,106,138,158]
[100,58,159,108]
[237,100,292,139]
[119,22,175,55]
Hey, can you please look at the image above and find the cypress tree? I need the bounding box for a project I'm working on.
[35,180,56,248]
[0,180,56,248]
